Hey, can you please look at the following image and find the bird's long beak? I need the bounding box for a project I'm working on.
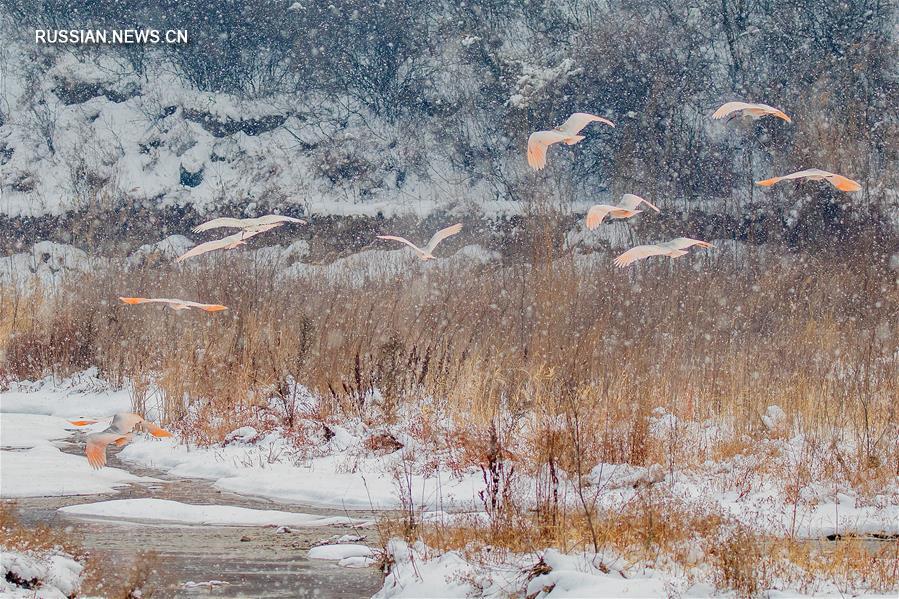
[68,419,99,426]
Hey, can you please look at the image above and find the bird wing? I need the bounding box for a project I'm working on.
[557,112,615,135]
[241,223,283,237]
[755,175,784,187]
[827,174,862,192]
[119,297,152,306]
[756,103,791,122]
[781,169,831,180]
[175,237,234,262]
[109,412,145,433]
[140,421,174,437]
[85,432,129,469]
[425,223,463,253]
[137,418,173,437]
[613,245,666,267]
[758,169,834,187]
[619,194,660,212]
[255,215,307,227]
[178,300,228,312]
[527,130,566,170]
[666,237,713,250]
[377,235,425,254]
[192,217,248,233]
[585,205,615,230]
[120,297,183,307]
[712,101,753,119]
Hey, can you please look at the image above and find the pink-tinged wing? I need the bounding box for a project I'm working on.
[712,101,753,119]
[175,237,233,262]
[755,175,783,187]
[119,297,150,306]
[377,235,424,254]
[178,300,228,312]
[192,217,247,233]
[758,169,836,187]
[425,223,463,253]
[527,131,565,170]
[119,297,182,308]
[585,205,615,230]
[242,222,284,236]
[145,422,174,438]
[109,412,144,434]
[828,174,862,192]
[85,432,129,469]
[760,105,792,122]
[256,215,306,227]
[666,237,713,251]
[618,194,660,212]
[781,168,831,180]
[558,112,614,135]
[613,245,665,267]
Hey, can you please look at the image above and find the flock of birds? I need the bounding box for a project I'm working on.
[85,100,861,466]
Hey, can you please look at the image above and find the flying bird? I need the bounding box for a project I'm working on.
[176,223,281,262]
[192,214,306,233]
[527,112,614,170]
[377,223,463,260]
[712,101,791,123]
[586,194,660,230]
[614,238,714,267]
[755,168,861,192]
[70,413,173,469]
[119,297,228,312]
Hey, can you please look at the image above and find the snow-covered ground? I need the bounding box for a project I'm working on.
[0,549,83,599]
[0,367,133,418]
[0,391,156,497]
[60,498,369,528]
[376,540,899,599]
[116,423,485,510]
[1,370,897,597]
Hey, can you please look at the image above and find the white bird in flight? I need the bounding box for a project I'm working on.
[527,112,614,170]
[69,412,172,469]
[614,238,714,267]
[712,101,791,123]
[176,223,281,262]
[119,297,228,312]
[586,194,660,230]
[755,168,862,192]
[192,214,306,233]
[377,223,463,260]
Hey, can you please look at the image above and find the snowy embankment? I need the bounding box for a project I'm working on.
[0,373,155,496]
[116,422,485,510]
[376,540,899,599]
[59,497,369,528]
[376,541,672,599]
[0,550,83,599]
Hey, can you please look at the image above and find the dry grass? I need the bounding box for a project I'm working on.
[0,501,85,558]
[1,219,897,595]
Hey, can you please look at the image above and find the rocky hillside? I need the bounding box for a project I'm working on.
[0,0,896,255]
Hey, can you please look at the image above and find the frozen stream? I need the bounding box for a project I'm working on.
[4,434,383,598]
